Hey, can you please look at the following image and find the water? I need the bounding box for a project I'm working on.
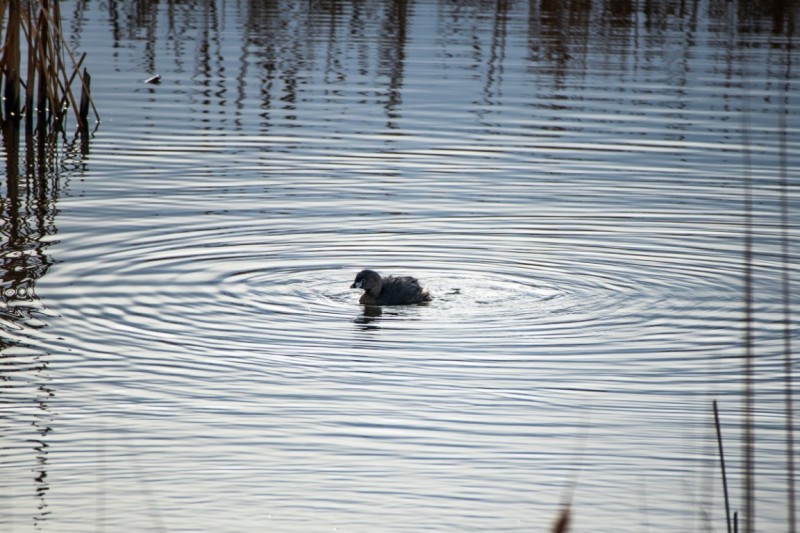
[2,1,798,531]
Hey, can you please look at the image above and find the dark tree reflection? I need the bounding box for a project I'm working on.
[78,0,799,134]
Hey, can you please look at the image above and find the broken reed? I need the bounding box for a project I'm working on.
[0,0,98,136]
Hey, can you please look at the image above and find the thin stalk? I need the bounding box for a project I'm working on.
[24,0,35,134]
[36,0,99,124]
[2,0,99,132]
[714,400,733,533]
[3,0,21,119]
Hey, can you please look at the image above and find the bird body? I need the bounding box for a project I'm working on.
[350,269,431,306]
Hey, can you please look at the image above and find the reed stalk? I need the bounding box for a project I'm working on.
[0,0,98,135]
[551,507,570,533]
[713,400,733,533]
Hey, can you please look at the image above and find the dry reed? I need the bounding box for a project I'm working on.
[0,0,98,135]
[714,400,733,533]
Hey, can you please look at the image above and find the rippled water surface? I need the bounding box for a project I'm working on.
[2,1,799,531]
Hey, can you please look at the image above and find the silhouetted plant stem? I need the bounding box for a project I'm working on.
[714,400,733,533]
[0,0,98,135]
[551,507,570,533]
[3,0,22,119]
[78,68,90,125]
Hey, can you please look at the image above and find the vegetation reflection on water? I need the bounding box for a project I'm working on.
[1,1,798,532]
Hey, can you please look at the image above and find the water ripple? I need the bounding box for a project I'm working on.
[4,1,798,531]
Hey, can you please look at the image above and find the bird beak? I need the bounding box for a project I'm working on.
[351,280,362,289]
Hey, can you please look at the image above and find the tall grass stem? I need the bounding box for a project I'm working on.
[714,400,733,533]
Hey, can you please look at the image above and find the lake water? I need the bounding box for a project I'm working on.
[2,1,798,531]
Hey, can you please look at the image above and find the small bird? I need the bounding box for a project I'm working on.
[350,269,431,306]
